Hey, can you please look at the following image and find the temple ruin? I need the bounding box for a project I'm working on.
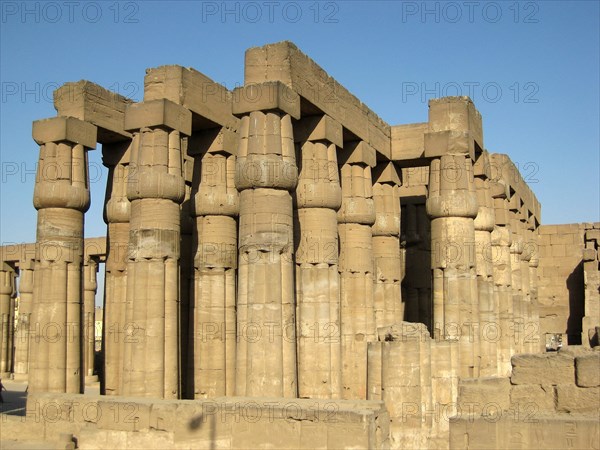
[0,41,598,449]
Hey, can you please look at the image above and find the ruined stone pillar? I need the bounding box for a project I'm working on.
[29,116,97,393]
[233,82,299,398]
[373,163,403,329]
[338,141,376,400]
[13,259,34,381]
[380,323,432,449]
[188,129,239,398]
[427,154,479,378]
[0,263,16,377]
[491,191,513,376]
[473,152,497,376]
[102,140,131,395]
[294,115,342,399]
[121,99,191,399]
[83,256,97,381]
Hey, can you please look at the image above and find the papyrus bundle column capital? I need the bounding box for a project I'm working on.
[233,81,299,191]
[125,99,191,203]
[32,116,97,212]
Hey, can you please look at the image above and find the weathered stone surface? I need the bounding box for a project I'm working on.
[575,353,600,387]
[509,384,556,412]
[510,354,575,385]
[556,384,600,413]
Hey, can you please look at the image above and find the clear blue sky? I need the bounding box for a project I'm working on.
[1,1,598,245]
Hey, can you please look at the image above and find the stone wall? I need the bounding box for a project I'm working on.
[1,394,389,449]
[450,348,600,449]
[537,223,600,347]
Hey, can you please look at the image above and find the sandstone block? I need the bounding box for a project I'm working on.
[575,353,600,387]
[509,384,555,412]
[32,116,97,148]
[556,384,600,413]
[232,81,300,119]
[124,99,192,136]
[457,377,510,415]
[294,114,343,147]
[510,353,574,385]
[339,140,376,168]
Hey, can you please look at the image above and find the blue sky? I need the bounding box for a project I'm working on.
[1,1,598,246]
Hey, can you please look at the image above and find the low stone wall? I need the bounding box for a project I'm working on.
[1,395,389,449]
[450,347,600,449]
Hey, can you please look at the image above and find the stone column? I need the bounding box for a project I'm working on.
[425,97,482,379]
[188,129,239,398]
[491,188,513,376]
[373,163,403,330]
[294,115,343,399]
[29,116,97,394]
[233,82,299,398]
[525,225,540,353]
[338,141,376,400]
[427,154,479,378]
[121,99,191,399]
[13,259,34,381]
[102,140,131,395]
[509,202,525,353]
[0,263,16,377]
[473,151,497,376]
[83,256,97,382]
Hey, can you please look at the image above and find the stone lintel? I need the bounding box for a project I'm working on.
[32,116,97,149]
[232,81,300,119]
[339,141,376,168]
[244,41,390,159]
[144,65,238,131]
[188,128,238,156]
[54,80,133,143]
[373,161,401,186]
[397,187,428,203]
[294,114,343,148]
[125,99,192,136]
[391,123,427,161]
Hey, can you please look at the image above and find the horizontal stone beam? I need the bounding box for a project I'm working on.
[54,80,133,143]
[144,65,238,131]
[245,41,391,159]
[391,123,427,162]
[0,237,107,264]
[490,153,541,223]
